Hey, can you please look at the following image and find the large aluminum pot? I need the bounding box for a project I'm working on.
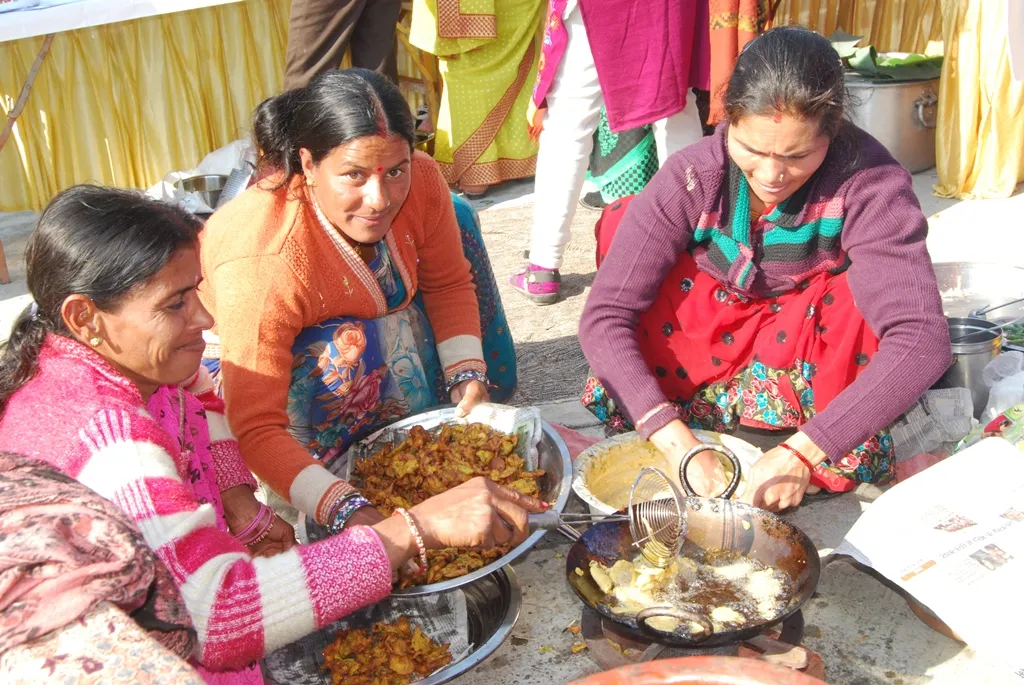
[935,317,1002,419]
[844,72,938,173]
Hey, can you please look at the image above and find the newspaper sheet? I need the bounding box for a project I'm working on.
[887,388,975,461]
[836,438,1024,679]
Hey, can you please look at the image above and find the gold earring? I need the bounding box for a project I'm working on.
[305,176,316,188]
[88,337,102,347]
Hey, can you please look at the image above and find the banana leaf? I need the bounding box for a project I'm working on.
[829,30,943,82]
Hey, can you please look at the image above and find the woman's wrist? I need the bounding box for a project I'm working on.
[781,432,828,468]
[371,516,418,571]
[446,369,488,395]
[649,418,702,453]
[221,484,263,534]
[327,494,374,535]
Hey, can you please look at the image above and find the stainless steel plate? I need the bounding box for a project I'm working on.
[304,406,572,596]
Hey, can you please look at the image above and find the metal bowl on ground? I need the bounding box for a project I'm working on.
[933,262,1024,324]
[303,406,572,596]
[176,173,227,210]
[573,431,763,516]
[421,566,521,684]
[262,567,521,685]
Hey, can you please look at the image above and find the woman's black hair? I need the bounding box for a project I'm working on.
[253,68,416,182]
[0,185,201,410]
[725,26,848,138]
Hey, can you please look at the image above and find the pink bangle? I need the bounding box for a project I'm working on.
[392,507,428,576]
[235,504,274,546]
[780,442,817,474]
[245,517,275,547]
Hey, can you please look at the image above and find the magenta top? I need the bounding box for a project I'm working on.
[577,0,710,131]
[579,126,952,459]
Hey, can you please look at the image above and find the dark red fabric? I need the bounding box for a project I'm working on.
[595,197,880,438]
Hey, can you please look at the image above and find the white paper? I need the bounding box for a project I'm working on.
[836,438,1024,679]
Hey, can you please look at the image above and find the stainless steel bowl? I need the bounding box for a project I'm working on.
[420,566,521,684]
[303,406,572,596]
[176,173,227,210]
[262,566,522,685]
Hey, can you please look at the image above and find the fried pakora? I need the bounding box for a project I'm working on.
[322,617,452,685]
[353,423,546,587]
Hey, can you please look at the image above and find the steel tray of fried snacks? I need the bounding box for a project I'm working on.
[304,406,571,596]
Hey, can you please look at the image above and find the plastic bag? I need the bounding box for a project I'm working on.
[982,352,1024,424]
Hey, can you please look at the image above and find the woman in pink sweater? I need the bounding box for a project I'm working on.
[0,185,541,681]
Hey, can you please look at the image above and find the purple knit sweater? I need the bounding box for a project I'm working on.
[579,125,952,460]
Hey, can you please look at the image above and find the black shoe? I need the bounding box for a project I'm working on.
[580,192,607,211]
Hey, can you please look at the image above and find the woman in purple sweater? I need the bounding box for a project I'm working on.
[579,27,951,511]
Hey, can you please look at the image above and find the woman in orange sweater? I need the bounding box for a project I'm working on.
[199,69,516,533]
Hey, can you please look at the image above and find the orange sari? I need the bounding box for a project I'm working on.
[708,0,771,125]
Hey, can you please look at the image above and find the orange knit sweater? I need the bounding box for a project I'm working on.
[199,152,485,521]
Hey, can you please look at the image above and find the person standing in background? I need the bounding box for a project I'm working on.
[410,0,546,198]
[513,0,710,305]
[283,0,403,90]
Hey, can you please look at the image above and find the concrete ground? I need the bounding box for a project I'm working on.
[0,167,1019,683]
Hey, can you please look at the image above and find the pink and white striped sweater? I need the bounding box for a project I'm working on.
[0,335,393,670]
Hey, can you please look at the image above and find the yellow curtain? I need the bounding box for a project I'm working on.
[933,0,1024,199]
[771,0,943,52]
[1,0,428,212]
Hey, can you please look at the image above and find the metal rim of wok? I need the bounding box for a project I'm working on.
[564,499,821,648]
[303,406,573,596]
[417,565,522,685]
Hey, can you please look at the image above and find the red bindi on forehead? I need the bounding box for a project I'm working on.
[376,166,383,172]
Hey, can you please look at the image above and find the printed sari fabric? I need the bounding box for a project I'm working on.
[209,194,516,462]
[410,0,545,186]
[708,0,768,125]
[0,453,197,681]
[582,198,895,492]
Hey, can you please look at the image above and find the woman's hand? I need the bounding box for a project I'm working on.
[527,109,546,143]
[649,420,728,497]
[249,516,297,557]
[451,379,489,417]
[411,477,546,549]
[741,433,825,511]
[221,484,296,556]
[369,477,546,572]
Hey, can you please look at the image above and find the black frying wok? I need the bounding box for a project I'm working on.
[565,496,820,648]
